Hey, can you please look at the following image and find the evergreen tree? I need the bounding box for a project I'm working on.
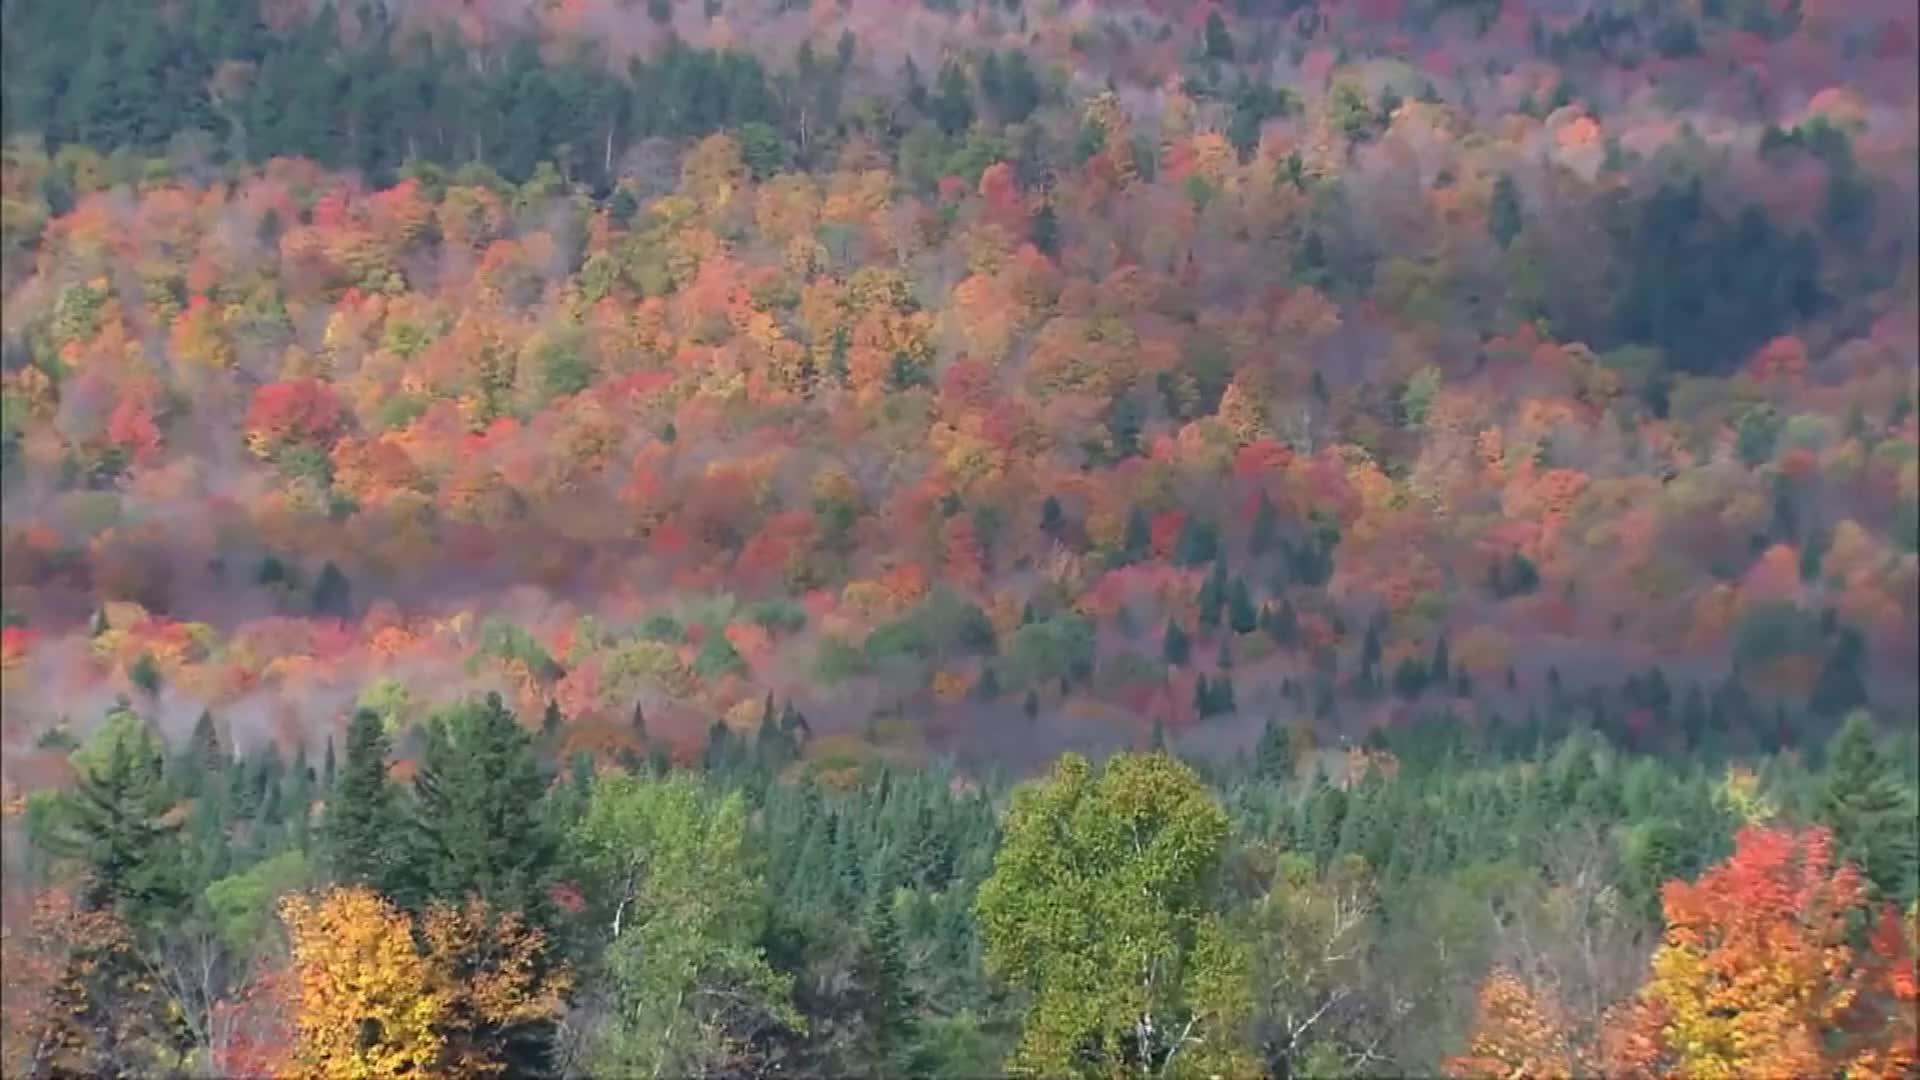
[322,734,337,791]
[1204,10,1236,60]
[1031,201,1059,256]
[311,560,352,617]
[325,709,412,900]
[854,897,920,1074]
[1162,620,1192,666]
[1039,494,1064,536]
[1227,579,1257,634]
[43,713,185,922]
[1489,172,1523,248]
[414,693,558,919]
[1818,713,1920,903]
[542,699,563,740]
[1120,506,1151,564]
[1254,717,1295,782]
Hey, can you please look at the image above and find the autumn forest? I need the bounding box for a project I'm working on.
[0,0,1916,1075]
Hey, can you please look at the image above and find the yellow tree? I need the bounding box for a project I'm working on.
[281,887,445,1079]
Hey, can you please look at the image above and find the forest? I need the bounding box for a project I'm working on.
[0,0,1916,1075]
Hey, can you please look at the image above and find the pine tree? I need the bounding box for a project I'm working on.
[1121,507,1151,564]
[855,897,920,1075]
[322,735,337,791]
[1818,712,1920,903]
[1040,494,1064,536]
[1254,717,1295,782]
[1204,10,1235,60]
[1489,172,1523,248]
[311,560,352,617]
[1227,579,1257,634]
[414,693,557,919]
[542,699,563,739]
[1032,201,1059,256]
[45,715,186,922]
[1216,636,1233,671]
[326,709,411,900]
[1162,620,1192,666]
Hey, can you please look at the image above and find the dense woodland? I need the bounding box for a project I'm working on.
[1,0,1917,1075]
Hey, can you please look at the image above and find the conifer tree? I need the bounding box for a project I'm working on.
[326,708,411,901]
[1255,717,1295,782]
[1818,712,1920,903]
[1163,619,1192,666]
[1228,579,1258,634]
[414,693,558,919]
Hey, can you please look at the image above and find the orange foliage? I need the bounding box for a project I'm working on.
[1600,826,1910,1078]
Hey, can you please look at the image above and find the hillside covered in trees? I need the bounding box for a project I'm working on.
[1,0,1917,1074]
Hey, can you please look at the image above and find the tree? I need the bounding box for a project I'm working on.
[974,752,1252,1078]
[1163,620,1192,667]
[281,886,445,1079]
[1248,854,1379,1078]
[1254,718,1295,783]
[1818,713,1919,903]
[41,706,185,923]
[1228,580,1257,635]
[1446,969,1578,1079]
[413,693,558,920]
[326,709,413,900]
[1489,173,1523,249]
[420,897,572,1077]
[565,772,798,1077]
[1600,826,1910,1077]
[1204,11,1236,60]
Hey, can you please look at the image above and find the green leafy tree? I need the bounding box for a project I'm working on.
[567,772,799,1076]
[974,752,1251,1078]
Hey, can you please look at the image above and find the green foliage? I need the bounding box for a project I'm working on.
[568,771,799,1075]
[1818,713,1920,904]
[414,693,558,918]
[975,752,1251,1077]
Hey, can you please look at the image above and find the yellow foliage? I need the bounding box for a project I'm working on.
[282,887,446,1079]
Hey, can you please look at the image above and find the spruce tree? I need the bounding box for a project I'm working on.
[1121,507,1151,564]
[1227,579,1257,634]
[415,693,557,918]
[46,715,185,922]
[1818,713,1919,903]
[1254,717,1295,782]
[1162,620,1191,666]
[326,709,410,900]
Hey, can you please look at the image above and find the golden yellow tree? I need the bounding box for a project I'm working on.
[281,887,445,1079]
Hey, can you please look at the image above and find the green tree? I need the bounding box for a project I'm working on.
[1489,173,1523,249]
[414,692,558,918]
[1204,11,1235,60]
[42,705,186,922]
[1227,579,1257,635]
[974,752,1251,1078]
[1163,620,1192,667]
[325,708,413,900]
[567,772,799,1076]
[1817,712,1919,903]
[1254,717,1295,783]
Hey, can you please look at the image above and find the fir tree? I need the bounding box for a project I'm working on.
[1227,579,1257,634]
[1818,713,1920,903]
[1254,717,1295,782]
[1162,620,1192,666]
[414,693,558,919]
[325,709,411,900]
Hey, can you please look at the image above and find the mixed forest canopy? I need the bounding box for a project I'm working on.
[1,0,1917,1074]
